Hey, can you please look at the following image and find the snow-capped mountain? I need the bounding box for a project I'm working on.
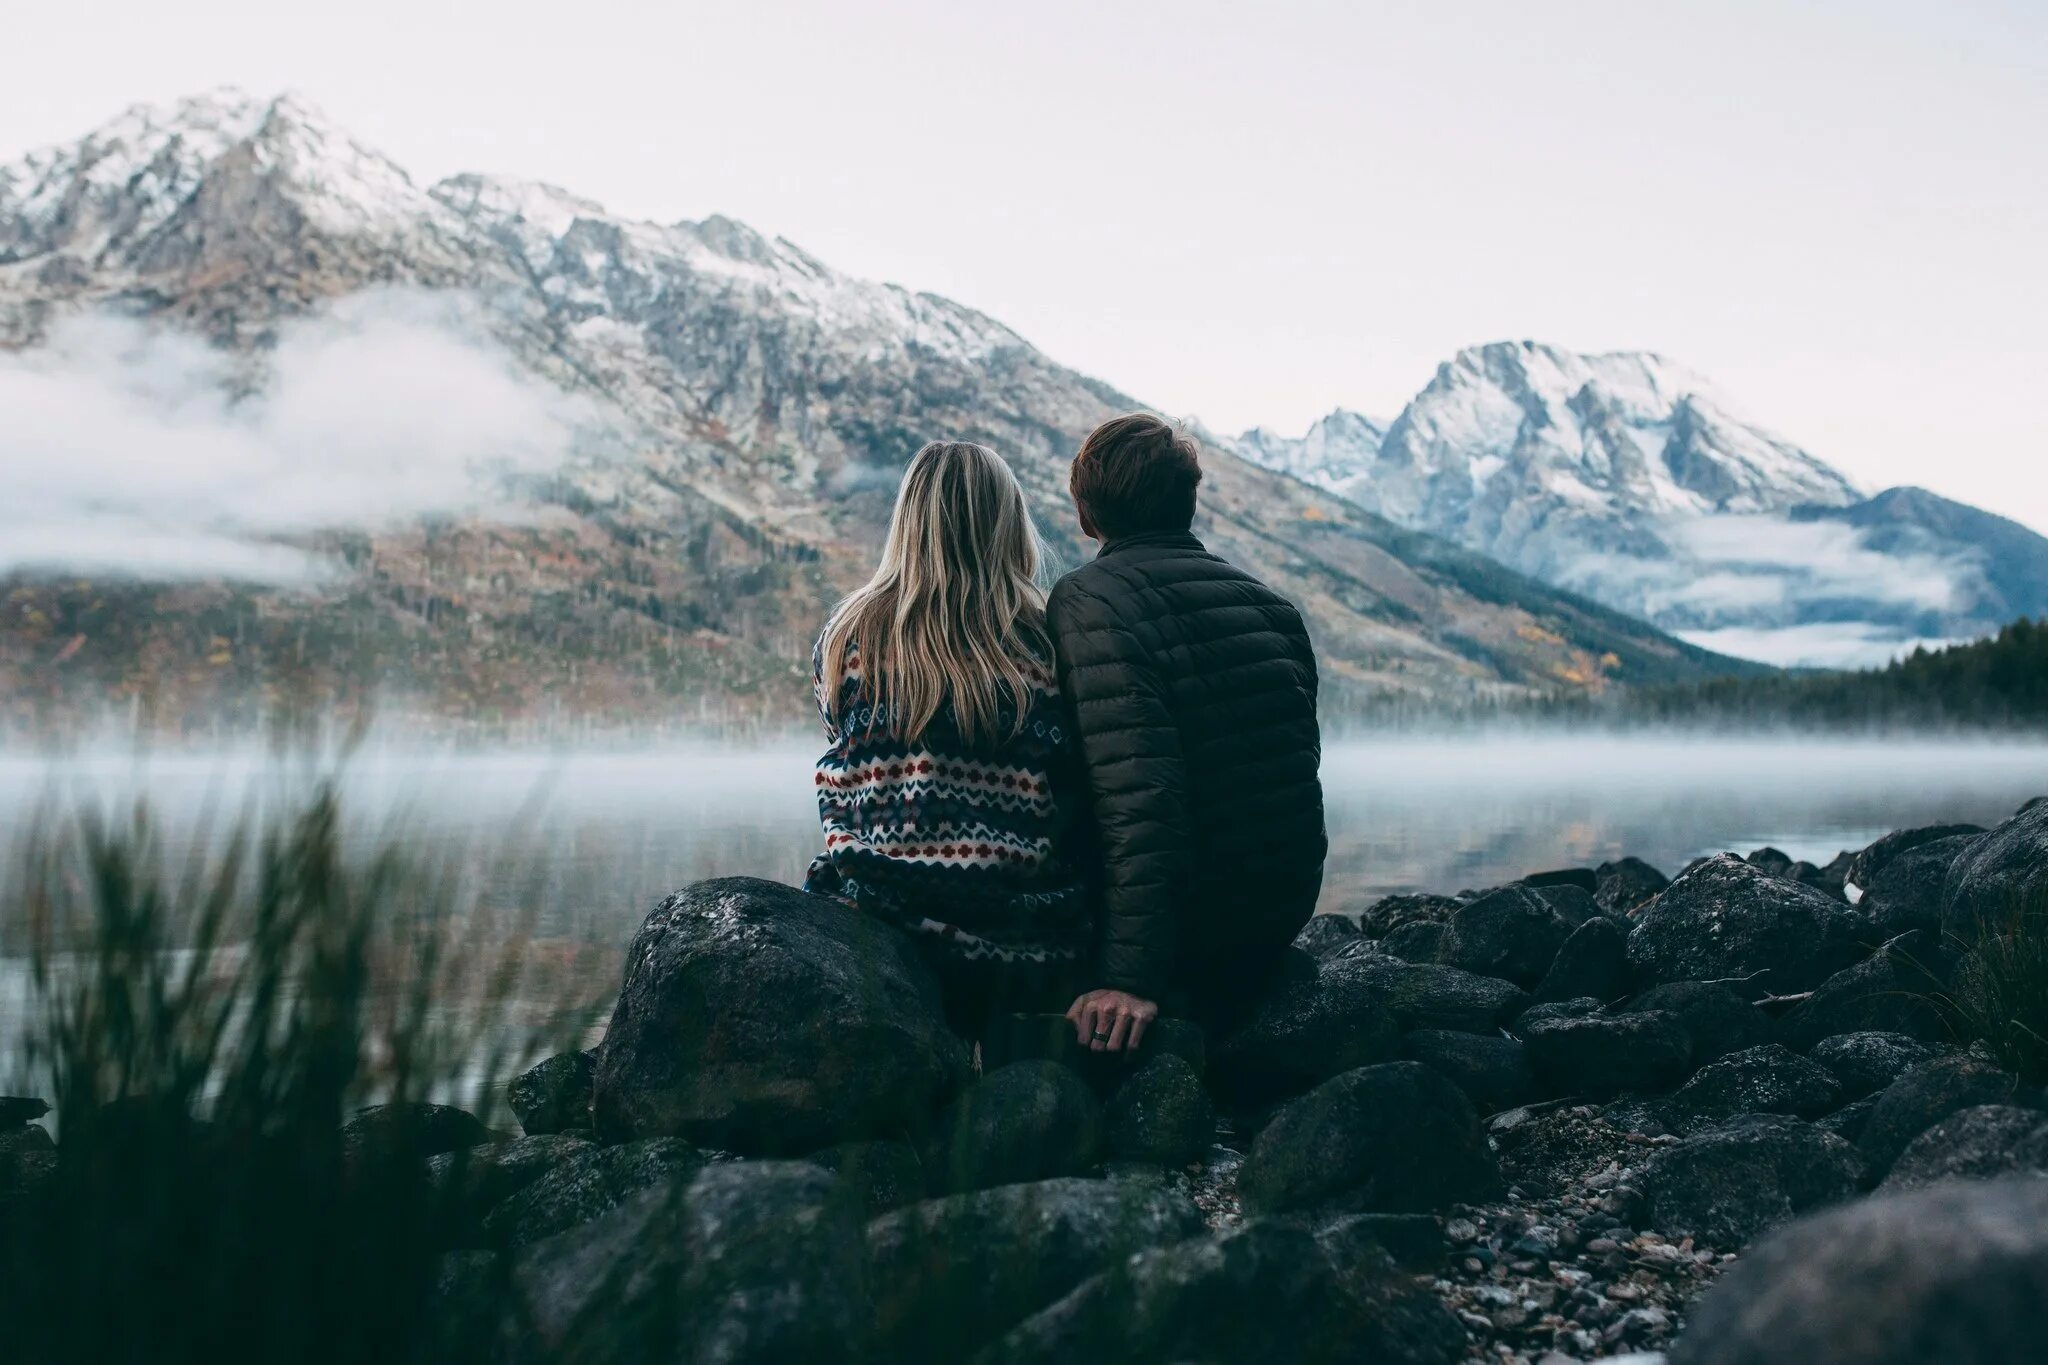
[1237,341,2048,667]
[0,91,1755,731]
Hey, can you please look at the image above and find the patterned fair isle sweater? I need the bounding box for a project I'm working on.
[803,638,1091,966]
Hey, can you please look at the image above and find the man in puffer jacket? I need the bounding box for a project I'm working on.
[1048,412,1326,1053]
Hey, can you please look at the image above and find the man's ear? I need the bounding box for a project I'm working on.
[1076,506,1099,542]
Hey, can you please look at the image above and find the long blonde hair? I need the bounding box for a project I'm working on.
[820,441,1049,744]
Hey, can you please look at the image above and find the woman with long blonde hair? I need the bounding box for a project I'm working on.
[804,441,1089,1037]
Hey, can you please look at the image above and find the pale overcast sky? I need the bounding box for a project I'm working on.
[6,0,2045,531]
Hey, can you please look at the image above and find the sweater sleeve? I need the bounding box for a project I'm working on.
[1046,576,1190,1000]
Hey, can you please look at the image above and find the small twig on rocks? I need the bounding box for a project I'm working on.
[1692,969,1767,988]
[1753,990,1814,1007]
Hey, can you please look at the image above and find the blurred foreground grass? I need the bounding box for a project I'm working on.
[0,777,602,1364]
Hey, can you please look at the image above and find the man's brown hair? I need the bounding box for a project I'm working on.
[1068,413,1203,541]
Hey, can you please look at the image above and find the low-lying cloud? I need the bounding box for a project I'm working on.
[0,291,590,584]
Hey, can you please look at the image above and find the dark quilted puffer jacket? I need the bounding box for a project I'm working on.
[1046,530,1326,999]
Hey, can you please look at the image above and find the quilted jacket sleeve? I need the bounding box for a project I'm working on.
[1046,575,1190,1000]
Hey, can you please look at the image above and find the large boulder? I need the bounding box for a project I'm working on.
[1775,943,1949,1051]
[0,1097,49,1126]
[1103,1055,1214,1167]
[1860,834,1980,938]
[507,1052,596,1136]
[1239,1061,1502,1213]
[926,1061,1101,1194]
[980,1219,1466,1365]
[1848,823,1987,893]
[1435,884,1576,987]
[1880,1104,2048,1191]
[483,1137,709,1249]
[1626,855,1869,995]
[1942,801,2048,938]
[1323,950,1529,1033]
[804,1139,925,1221]
[426,1134,595,1245]
[1380,921,1445,962]
[1211,955,1400,1105]
[981,1012,1206,1083]
[1808,1032,1945,1102]
[511,1159,868,1365]
[1671,1177,2048,1365]
[866,1177,1201,1362]
[1291,914,1362,958]
[1856,1053,2034,1178]
[1669,1044,1843,1122]
[1634,1114,1862,1249]
[1396,1029,1536,1114]
[1596,857,1670,915]
[340,1102,491,1165]
[1622,980,1774,1063]
[1533,915,1629,1003]
[1359,893,1462,938]
[592,878,969,1152]
[1520,1010,1692,1098]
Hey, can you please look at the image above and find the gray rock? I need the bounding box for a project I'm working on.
[1880,1104,2048,1191]
[1534,915,1629,1003]
[426,1134,596,1244]
[1848,823,1987,891]
[1776,942,1949,1051]
[483,1137,708,1249]
[341,1102,490,1165]
[1626,855,1869,995]
[1635,1114,1862,1249]
[1809,1032,1945,1102]
[1380,921,1445,962]
[1359,893,1463,938]
[1942,802,2048,938]
[591,877,968,1152]
[980,1219,1466,1365]
[1292,914,1363,958]
[1239,1061,1503,1213]
[867,1176,1202,1362]
[981,1012,1206,1080]
[0,1097,50,1126]
[1857,1054,2034,1178]
[1211,954,1401,1105]
[1622,980,1774,1063]
[1514,996,1605,1028]
[804,1138,924,1221]
[1670,1044,1843,1121]
[1324,950,1530,1033]
[1671,1177,2048,1365]
[1308,1209,1449,1273]
[1860,834,1980,938]
[1103,1054,1214,1167]
[1596,857,1670,915]
[1397,1028,1537,1113]
[1437,884,1577,987]
[1521,1010,1692,1098]
[1747,847,1795,876]
[507,1052,595,1136]
[0,1124,55,1157]
[927,1061,1102,1193]
[1817,1096,1876,1143]
[512,1159,867,1365]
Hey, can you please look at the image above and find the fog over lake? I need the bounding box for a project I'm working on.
[4,731,2045,1080]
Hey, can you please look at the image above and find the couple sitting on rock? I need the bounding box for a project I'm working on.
[804,413,1327,1053]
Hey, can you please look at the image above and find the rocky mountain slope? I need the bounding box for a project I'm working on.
[1238,342,2048,667]
[0,91,1756,736]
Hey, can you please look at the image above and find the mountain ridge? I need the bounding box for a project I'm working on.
[1236,341,2048,667]
[0,90,1760,735]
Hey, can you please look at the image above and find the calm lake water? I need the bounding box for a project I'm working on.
[3,731,2044,1087]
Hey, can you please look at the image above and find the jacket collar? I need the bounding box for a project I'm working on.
[1096,530,1206,559]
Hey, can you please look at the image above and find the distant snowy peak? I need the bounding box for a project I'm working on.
[1238,340,1861,531]
[0,88,448,266]
[1234,409,1385,491]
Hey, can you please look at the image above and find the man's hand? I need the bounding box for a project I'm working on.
[1066,988,1159,1053]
